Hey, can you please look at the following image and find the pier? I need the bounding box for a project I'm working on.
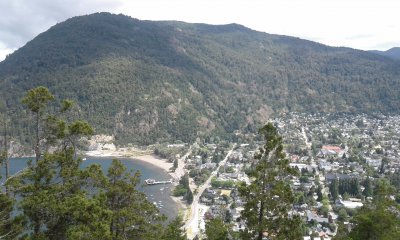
[145,178,172,185]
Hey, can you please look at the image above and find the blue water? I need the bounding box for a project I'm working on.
[0,157,178,220]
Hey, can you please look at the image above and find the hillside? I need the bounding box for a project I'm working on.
[370,47,400,60]
[1,12,400,145]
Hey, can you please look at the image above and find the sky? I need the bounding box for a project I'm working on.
[1,0,399,61]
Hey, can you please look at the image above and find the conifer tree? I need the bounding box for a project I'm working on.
[21,86,55,162]
[238,123,302,240]
[106,159,164,239]
[0,188,23,239]
[205,217,229,240]
[330,179,339,201]
[362,176,373,197]
[161,216,187,240]
[348,180,400,239]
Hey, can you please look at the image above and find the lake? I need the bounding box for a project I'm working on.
[0,156,179,220]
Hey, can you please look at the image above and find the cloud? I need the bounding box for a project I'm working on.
[371,41,400,51]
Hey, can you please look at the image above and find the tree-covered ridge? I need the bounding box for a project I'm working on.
[1,13,400,145]
[370,47,400,60]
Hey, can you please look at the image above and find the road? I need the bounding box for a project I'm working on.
[172,146,192,181]
[301,126,314,163]
[185,144,236,239]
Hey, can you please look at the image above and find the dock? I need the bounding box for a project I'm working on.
[145,178,172,185]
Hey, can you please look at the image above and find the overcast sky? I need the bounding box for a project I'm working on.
[1,0,399,61]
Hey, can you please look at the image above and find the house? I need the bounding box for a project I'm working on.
[337,200,363,209]
[290,163,312,171]
[366,158,382,168]
[318,145,344,158]
[319,160,332,171]
[201,162,216,169]
[306,210,329,224]
[200,197,213,205]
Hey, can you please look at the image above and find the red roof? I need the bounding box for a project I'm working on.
[322,145,342,153]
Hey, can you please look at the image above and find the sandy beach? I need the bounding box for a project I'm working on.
[134,154,173,173]
[85,149,173,173]
[84,148,190,214]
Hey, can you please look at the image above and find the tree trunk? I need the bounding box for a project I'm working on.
[34,218,40,235]
[35,113,40,162]
[257,198,264,240]
[5,120,9,180]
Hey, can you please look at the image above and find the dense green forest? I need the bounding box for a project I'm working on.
[1,12,400,145]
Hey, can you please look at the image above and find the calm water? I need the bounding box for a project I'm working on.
[0,157,178,220]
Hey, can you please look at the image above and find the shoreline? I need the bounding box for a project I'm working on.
[85,150,189,217]
[85,150,173,175]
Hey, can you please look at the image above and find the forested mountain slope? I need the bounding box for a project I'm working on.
[1,12,400,144]
[370,47,400,60]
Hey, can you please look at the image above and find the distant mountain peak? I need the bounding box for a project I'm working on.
[369,47,400,60]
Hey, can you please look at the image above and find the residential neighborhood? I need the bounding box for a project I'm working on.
[168,113,400,239]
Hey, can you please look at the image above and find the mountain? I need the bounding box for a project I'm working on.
[1,12,400,145]
[370,47,400,60]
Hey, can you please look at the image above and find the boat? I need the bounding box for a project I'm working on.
[145,179,172,185]
[145,179,156,185]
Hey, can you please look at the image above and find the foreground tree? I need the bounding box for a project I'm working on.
[238,123,302,240]
[9,149,111,239]
[5,87,176,239]
[161,216,187,240]
[45,100,93,158]
[346,179,400,240]
[9,88,107,238]
[0,191,24,239]
[21,86,55,162]
[1,115,10,181]
[106,159,164,239]
[205,217,229,240]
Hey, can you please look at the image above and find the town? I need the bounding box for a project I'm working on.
[158,112,400,239]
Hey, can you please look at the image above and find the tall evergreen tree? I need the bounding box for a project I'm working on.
[330,179,339,201]
[205,218,229,240]
[9,149,111,239]
[105,159,164,240]
[238,123,302,240]
[362,176,374,197]
[0,190,23,239]
[348,180,400,239]
[21,86,55,162]
[186,188,194,204]
[7,87,111,239]
[161,216,187,240]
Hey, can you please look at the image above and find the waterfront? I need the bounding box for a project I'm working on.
[0,157,179,220]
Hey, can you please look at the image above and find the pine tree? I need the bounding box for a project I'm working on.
[362,176,373,197]
[238,123,302,240]
[330,179,339,201]
[186,188,194,204]
[9,149,111,239]
[205,218,229,240]
[348,180,400,239]
[106,159,165,239]
[21,86,55,162]
[161,216,187,240]
[8,87,110,238]
[0,192,23,239]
